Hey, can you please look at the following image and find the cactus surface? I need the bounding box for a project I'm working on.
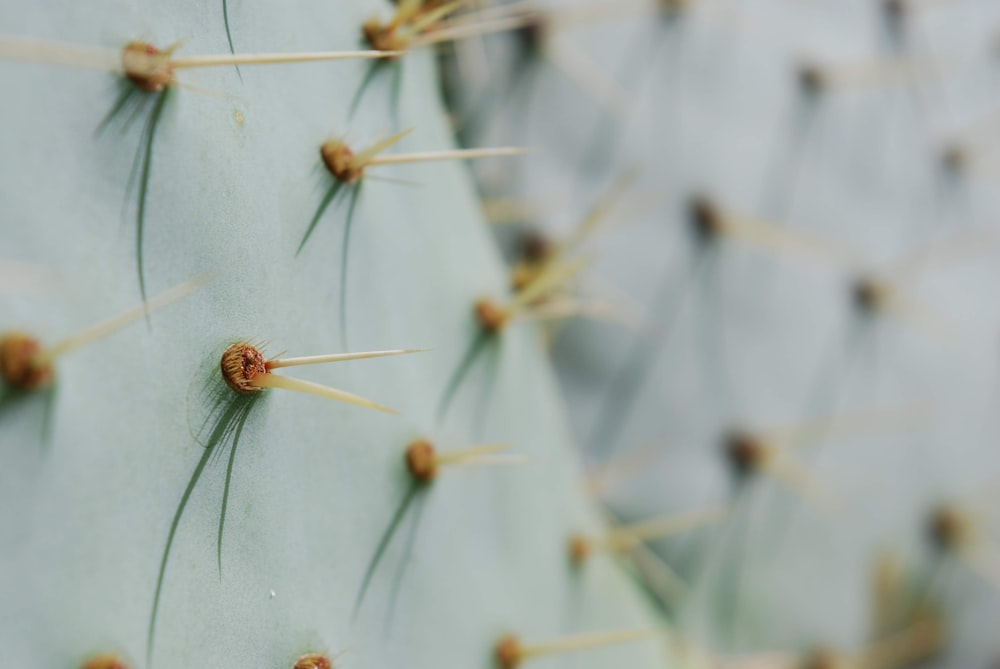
[5,1,1000,669]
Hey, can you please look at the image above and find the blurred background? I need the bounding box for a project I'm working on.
[442,0,1000,665]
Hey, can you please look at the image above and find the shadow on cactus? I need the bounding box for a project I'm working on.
[146,341,420,665]
[354,439,522,627]
[97,43,175,306]
[221,0,243,81]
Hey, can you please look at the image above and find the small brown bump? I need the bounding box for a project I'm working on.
[568,534,591,565]
[928,504,970,552]
[725,431,767,477]
[495,634,523,669]
[321,140,364,184]
[853,277,885,313]
[658,0,687,13]
[799,64,826,95]
[521,231,553,264]
[122,41,173,92]
[392,0,446,9]
[363,19,408,55]
[941,144,967,173]
[0,332,53,391]
[801,647,846,669]
[81,654,130,669]
[220,342,268,394]
[689,196,723,242]
[406,439,438,482]
[476,298,508,334]
[884,0,907,21]
[515,17,549,57]
[293,653,332,669]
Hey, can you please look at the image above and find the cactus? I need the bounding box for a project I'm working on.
[444,0,1000,666]
[3,0,1000,668]
[0,1,675,668]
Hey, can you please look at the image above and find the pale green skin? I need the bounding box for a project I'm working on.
[453,1,1000,666]
[0,1,676,668]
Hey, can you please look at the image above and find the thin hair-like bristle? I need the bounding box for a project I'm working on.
[353,482,422,618]
[436,329,491,425]
[147,391,259,666]
[222,0,241,82]
[339,182,363,349]
[297,181,345,256]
